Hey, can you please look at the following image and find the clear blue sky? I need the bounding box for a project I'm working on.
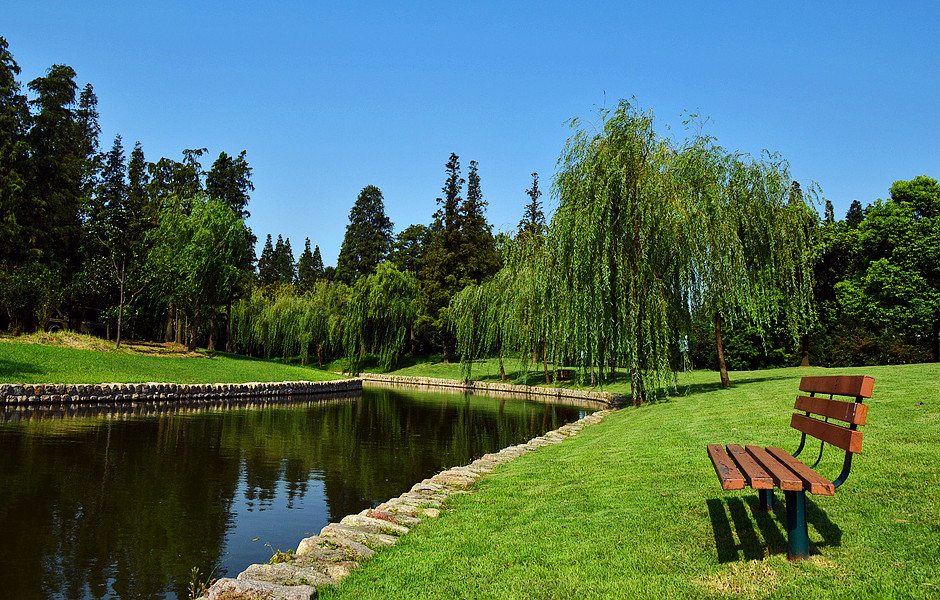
[5,1,938,266]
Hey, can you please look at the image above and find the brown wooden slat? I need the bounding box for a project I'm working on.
[707,444,745,490]
[790,413,864,453]
[794,395,869,425]
[727,444,774,489]
[744,445,804,491]
[799,375,875,399]
[765,446,835,496]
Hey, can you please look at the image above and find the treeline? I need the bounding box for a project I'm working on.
[3,34,936,380]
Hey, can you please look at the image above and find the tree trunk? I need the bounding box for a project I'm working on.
[165,304,174,343]
[799,333,810,367]
[630,366,644,407]
[188,310,200,352]
[715,312,731,388]
[543,339,550,384]
[225,300,233,353]
[317,345,323,368]
[207,312,215,351]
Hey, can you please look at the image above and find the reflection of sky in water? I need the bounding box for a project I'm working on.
[219,464,329,578]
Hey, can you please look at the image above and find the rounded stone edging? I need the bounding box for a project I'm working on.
[0,379,362,406]
[205,405,616,600]
[359,373,624,408]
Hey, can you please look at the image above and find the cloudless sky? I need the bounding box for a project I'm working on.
[5,1,938,266]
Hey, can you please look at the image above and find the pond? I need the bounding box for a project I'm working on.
[0,385,594,600]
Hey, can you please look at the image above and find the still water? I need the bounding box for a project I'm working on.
[0,385,592,600]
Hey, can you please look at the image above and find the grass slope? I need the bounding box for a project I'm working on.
[321,363,940,600]
[0,333,341,384]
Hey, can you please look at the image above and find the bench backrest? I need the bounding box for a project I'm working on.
[792,375,875,454]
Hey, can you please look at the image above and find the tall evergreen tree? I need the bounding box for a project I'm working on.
[76,83,101,216]
[296,237,318,289]
[26,64,82,272]
[518,172,546,239]
[845,199,865,228]
[458,160,500,283]
[311,245,324,279]
[389,224,431,274]
[823,199,835,224]
[335,185,393,283]
[205,149,253,218]
[0,36,30,266]
[257,234,276,285]
[273,234,296,284]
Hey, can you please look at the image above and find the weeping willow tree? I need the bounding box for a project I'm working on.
[342,262,419,373]
[230,281,348,365]
[452,99,818,404]
[548,102,696,404]
[678,135,818,387]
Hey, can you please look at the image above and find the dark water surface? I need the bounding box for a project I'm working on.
[0,385,592,599]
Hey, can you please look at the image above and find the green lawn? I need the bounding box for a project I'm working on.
[320,363,940,600]
[0,337,342,384]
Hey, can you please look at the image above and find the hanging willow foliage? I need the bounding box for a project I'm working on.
[451,99,818,404]
[342,263,419,373]
[230,281,349,365]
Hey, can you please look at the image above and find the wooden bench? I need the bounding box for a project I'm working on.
[706,375,875,559]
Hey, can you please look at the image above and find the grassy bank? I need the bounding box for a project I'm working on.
[0,333,342,384]
[321,363,940,599]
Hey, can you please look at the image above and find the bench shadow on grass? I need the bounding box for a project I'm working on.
[707,494,843,562]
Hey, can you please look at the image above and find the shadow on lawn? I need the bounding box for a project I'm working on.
[0,358,45,382]
[707,494,843,562]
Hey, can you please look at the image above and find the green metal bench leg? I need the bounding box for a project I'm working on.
[785,490,809,560]
[758,489,774,511]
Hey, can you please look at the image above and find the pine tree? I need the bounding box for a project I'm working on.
[297,238,318,290]
[27,64,82,272]
[0,36,30,266]
[258,234,276,284]
[205,149,253,218]
[459,160,500,283]
[518,172,546,239]
[273,234,296,284]
[335,185,394,283]
[823,199,835,224]
[311,245,324,278]
[845,200,865,228]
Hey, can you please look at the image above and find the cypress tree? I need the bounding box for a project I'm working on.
[335,185,393,284]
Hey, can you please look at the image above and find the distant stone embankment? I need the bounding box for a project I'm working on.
[0,379,362,405]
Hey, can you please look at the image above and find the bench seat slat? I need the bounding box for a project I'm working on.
[744,445,803,491]
[726,444,774,489]
[794,395,868,425]
[799,375,875,398]
[707,444,745,490]
[765,446,835,496]
[790,413,864,453]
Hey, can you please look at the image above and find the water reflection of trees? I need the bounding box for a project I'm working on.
[0,389,586,599]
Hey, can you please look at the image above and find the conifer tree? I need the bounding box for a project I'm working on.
[258,234,276,284]
[297,238,318,290]
[335,185,393,283]
[519,172,546,239]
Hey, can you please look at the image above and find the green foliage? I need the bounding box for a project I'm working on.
[335,185,394,284]
[421,154,500,358]
[148,195,247,350]
[451,100,818,401]
[343,263,419,372]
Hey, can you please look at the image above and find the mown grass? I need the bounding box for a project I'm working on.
[321,363,940,600]
[0,333,343,384]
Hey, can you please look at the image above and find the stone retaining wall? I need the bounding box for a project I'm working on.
[360,373,623,408]
[0,378,362,406]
